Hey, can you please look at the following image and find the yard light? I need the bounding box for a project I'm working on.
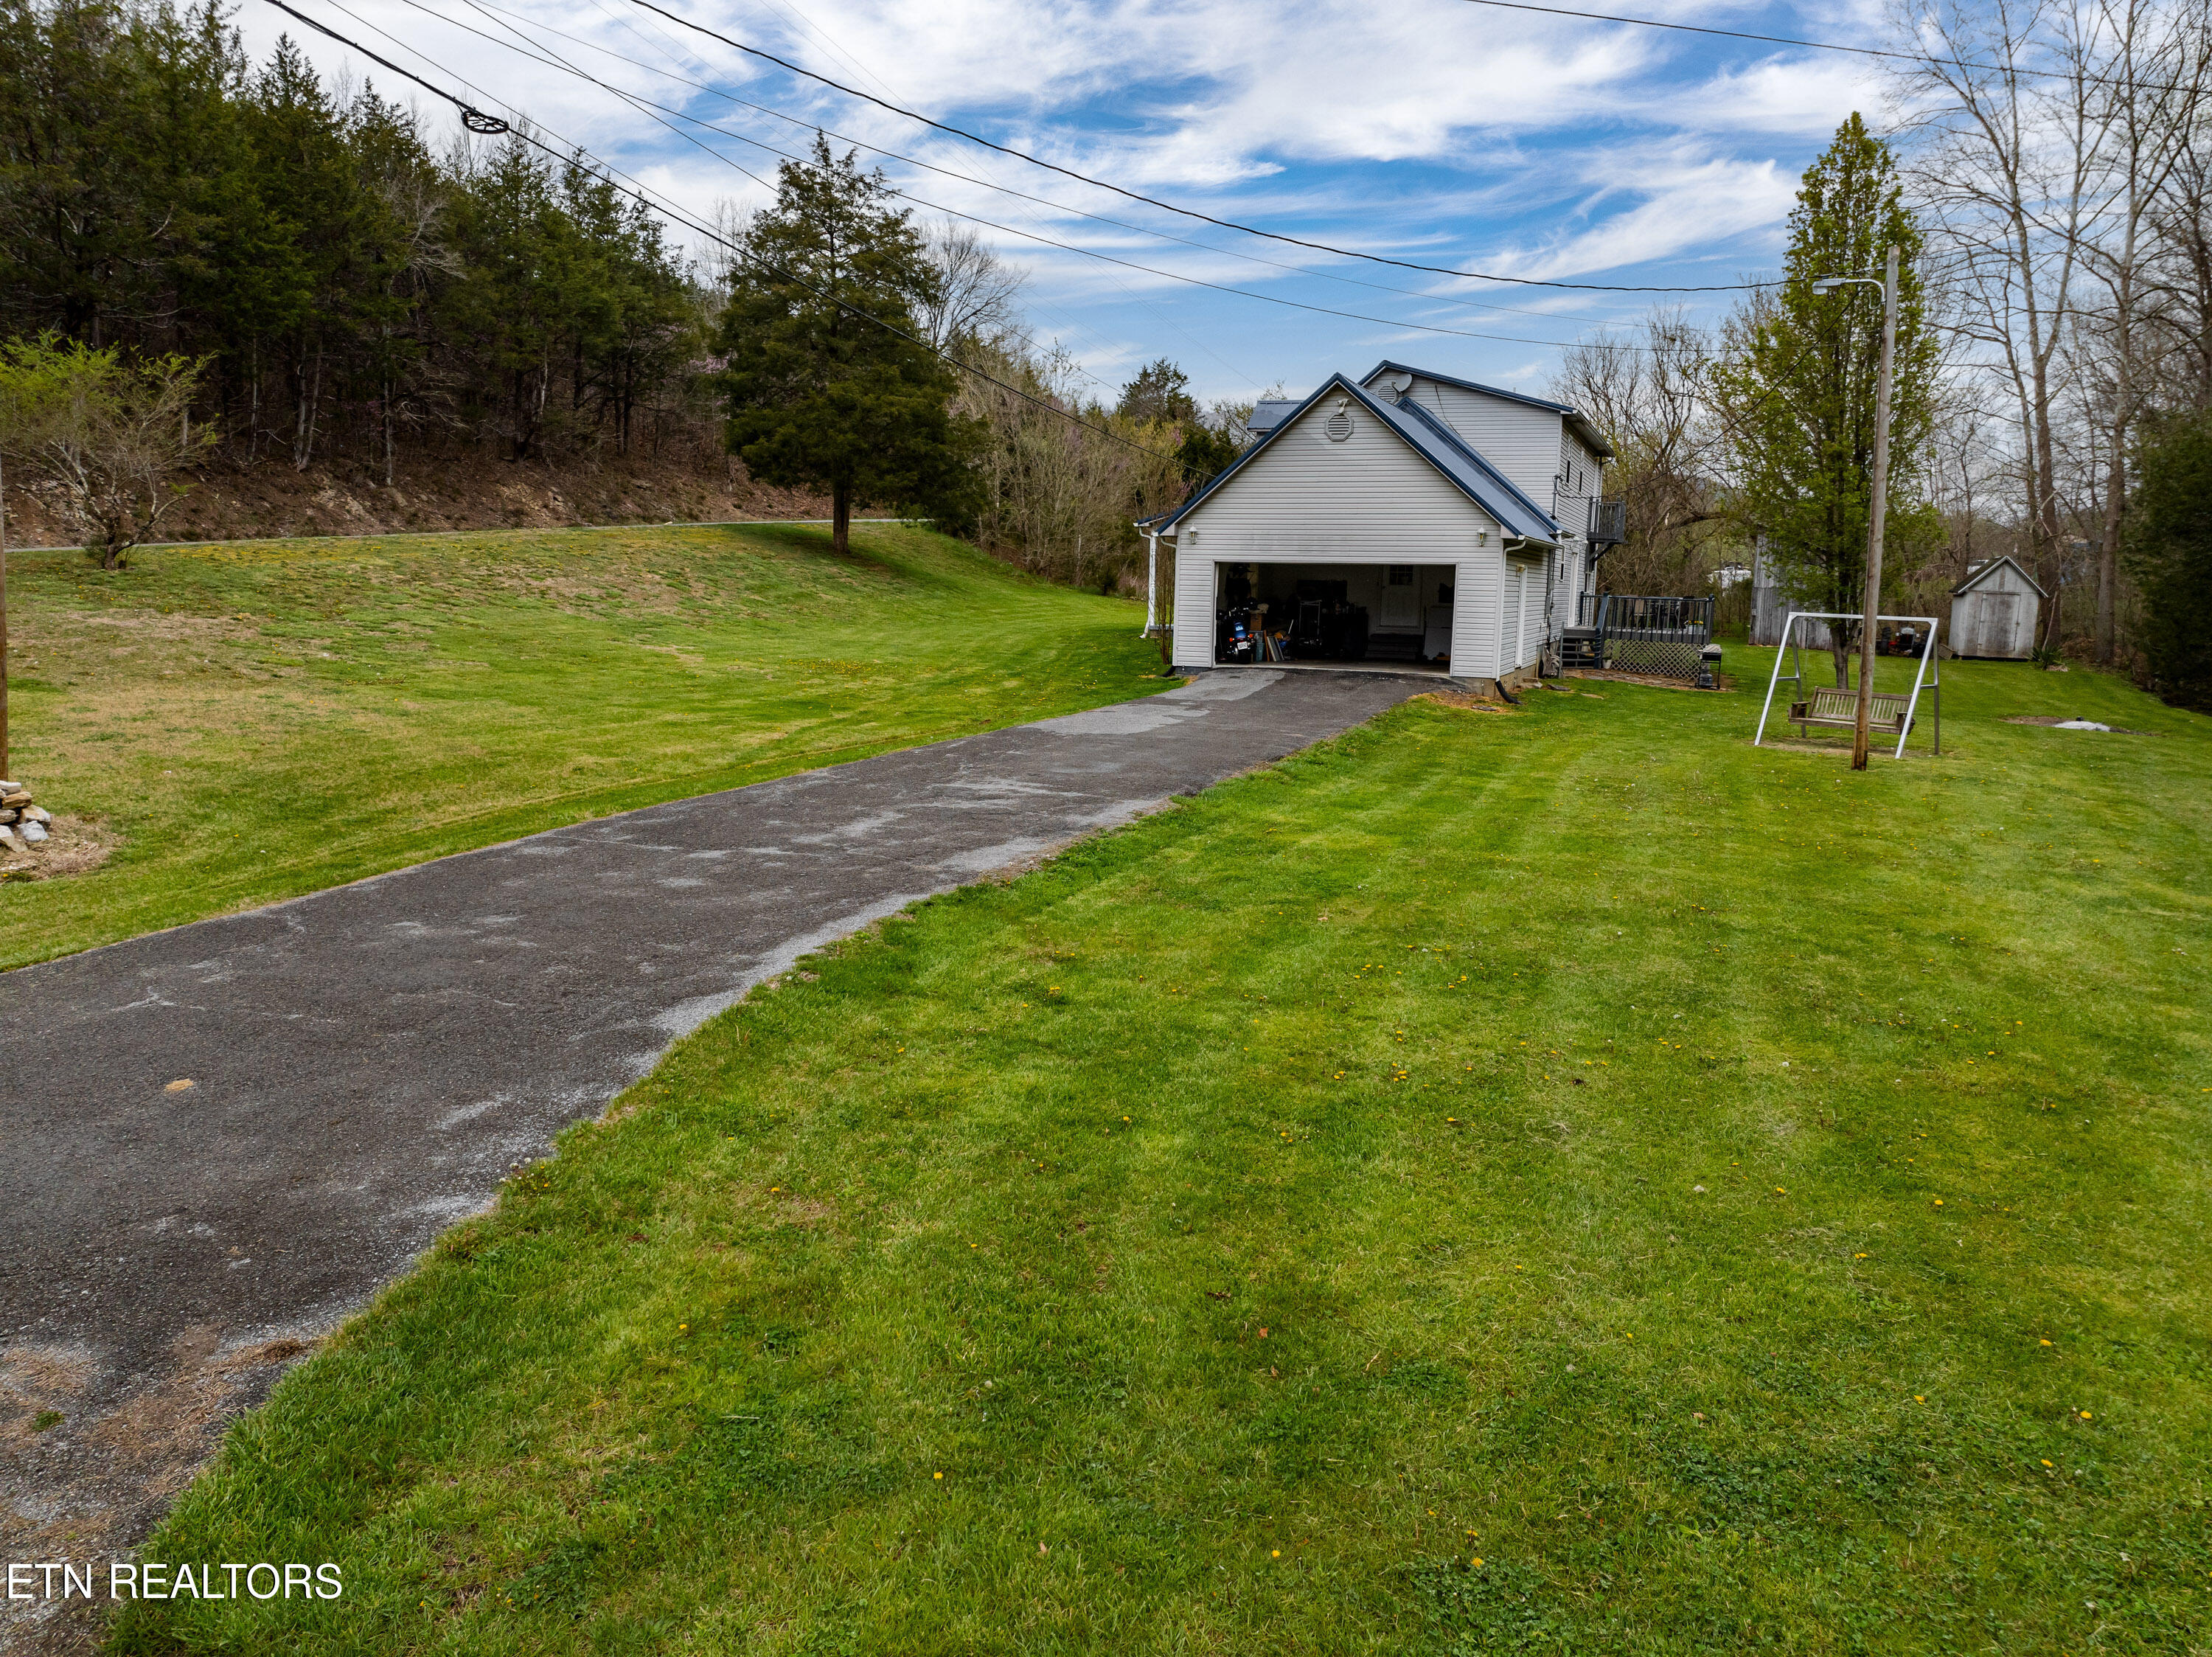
[1809,246,1899,771]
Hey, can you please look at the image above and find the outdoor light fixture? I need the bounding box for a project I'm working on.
[1809,249,1901,771]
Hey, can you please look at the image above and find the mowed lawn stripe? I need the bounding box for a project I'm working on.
[116,659,2210,1655]
[1,521,1164,967]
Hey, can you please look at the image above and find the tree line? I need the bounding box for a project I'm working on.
[1,0,701,482]
[1555,0,2212,707]
[0,0,1228,587]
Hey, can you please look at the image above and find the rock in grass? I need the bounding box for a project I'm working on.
[21,821,46,844]
[0,825,16,847]
[0,791,29,808]
[22,805,49,824]
[0,809,17,825]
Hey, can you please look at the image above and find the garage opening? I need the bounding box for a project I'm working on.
[1212,562,1457,671]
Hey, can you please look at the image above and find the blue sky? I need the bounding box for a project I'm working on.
[252,0,1893,408]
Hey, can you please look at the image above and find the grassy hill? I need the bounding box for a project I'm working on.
[0,523,1164,967]
[114,655,2211,1654]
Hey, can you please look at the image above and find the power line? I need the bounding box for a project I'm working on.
[257,0,1179,460]
[456,0,1642,333]
[384,0,1666,354]
[625,0,1765,293]
[458,0,1646,333]
[1451,0,2211,97]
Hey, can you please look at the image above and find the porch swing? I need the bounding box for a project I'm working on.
[1753,611,1942,758]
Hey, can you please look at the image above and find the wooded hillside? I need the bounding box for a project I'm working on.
[0,0,714,502]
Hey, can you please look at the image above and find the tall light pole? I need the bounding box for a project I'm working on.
[1812,241,1900,771]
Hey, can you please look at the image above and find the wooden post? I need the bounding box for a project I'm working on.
[1854,243,1899,771]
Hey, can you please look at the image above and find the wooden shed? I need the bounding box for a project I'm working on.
[1950,556,2045,659]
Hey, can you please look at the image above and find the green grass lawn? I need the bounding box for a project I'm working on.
[0,521,1164,968]
[114,654,2211,1655]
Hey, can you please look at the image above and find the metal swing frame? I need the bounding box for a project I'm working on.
[1753,611,1941,759]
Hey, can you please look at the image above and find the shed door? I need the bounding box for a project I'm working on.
[1970,592,2019,656]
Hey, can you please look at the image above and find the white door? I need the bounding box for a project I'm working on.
[1378,565,1420,630]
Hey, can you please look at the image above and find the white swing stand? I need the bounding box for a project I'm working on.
[1753,611,1941,759]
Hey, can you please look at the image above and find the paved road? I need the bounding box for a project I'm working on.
[0,668,1417,1652]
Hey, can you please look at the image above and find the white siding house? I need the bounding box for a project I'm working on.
[1157,364,1613,689]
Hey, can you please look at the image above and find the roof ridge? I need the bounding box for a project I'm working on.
[1363,360,1615,459]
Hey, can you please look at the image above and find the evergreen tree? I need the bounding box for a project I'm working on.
[1711,113,1940,681]
[1116,359,1196,425]
[716,136,978,555]
[2125,413,2212,709]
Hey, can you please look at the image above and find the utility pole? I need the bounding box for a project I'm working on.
[1813,242,1900,770]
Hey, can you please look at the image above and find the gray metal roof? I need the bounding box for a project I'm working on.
[1155,373,1561,543]
[1952,554,2047,598]
[1360,359,1615,459]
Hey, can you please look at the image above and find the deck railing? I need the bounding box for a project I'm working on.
[1576,594,1714,679]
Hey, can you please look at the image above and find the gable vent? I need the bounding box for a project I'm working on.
[1324,401,1354,442]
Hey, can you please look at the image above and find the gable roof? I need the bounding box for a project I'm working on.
[1154,372,1560,543]
[1361,360,1615,459]
[1952,554,2048,598]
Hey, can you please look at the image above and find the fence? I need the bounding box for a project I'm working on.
[1579,594,1714,680]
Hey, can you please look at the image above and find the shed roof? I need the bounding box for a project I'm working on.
[1153,372,1561,543]
[1952,554,2048,598]
[1245,399,1300,435]
[1360,360,1615,459]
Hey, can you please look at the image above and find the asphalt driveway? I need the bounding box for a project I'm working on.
[0,667,1418,1651]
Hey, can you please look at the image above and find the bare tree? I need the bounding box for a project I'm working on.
[2065,0,2211,661]
[953,339,1183,591]
[1553,309,1733,594]
[1892,0,2105,646]
[917,220,1026,353]
[0,337,217,569]
[2144,109,2212,411]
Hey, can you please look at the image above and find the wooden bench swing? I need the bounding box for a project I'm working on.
[1754,612,1941,758]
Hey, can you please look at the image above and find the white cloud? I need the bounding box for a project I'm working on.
[247,0,1895,396]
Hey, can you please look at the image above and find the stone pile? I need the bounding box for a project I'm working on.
[0,780,51,850]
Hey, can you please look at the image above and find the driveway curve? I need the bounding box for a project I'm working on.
[0,668,1418,1652]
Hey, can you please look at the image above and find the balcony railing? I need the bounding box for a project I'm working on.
[1568,594,1714,679]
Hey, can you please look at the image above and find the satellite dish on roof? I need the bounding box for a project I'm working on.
[1388,372,1413,396]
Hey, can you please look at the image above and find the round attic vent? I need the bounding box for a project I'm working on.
[1324,401,1354,442]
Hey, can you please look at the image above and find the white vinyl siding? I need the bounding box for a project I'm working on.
[1390,378,1563,509]
[1171,551,1217,668]
[1168,397,1503,672]
[1503,552,1547,671]
[1450,553,1503,679]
